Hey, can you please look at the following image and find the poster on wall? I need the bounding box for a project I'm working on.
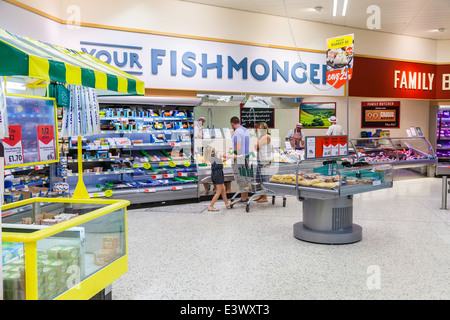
[300,102,336,128]
[326,34,354,89]
[361,101,400,128]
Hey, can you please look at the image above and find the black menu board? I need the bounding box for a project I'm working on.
[240,106,275,128]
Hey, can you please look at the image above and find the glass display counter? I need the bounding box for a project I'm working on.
[262,158,393,244]
[349,136,436,168]
[2,197,129,300]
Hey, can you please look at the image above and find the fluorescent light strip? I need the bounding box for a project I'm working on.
[342,0,348,16]
[333,0,337,16]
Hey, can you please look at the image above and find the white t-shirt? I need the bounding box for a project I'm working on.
[326,124,346,136]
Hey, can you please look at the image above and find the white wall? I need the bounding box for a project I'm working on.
[8,0,450,63]
[194,95,430,141]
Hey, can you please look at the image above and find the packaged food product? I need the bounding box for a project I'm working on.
[103,236,119,249]
[50,260,66,281]
[42,266,58,282]
[94,249,108,266]
[346,178,358,185]
[59,245,79,260]
[47,246,64,259]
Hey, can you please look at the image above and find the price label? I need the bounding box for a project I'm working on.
[104,190,114,197]
[373,180,381,186]
[37,125,56,162]
[168,161,176,167]
[183,160,190,167]
[144,188,156,193]
[3,125,24,166]
[143,163,151,169]
[172,186,183,191]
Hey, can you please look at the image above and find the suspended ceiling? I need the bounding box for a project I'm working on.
[180,0,450,40]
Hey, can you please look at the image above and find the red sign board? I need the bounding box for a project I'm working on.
[305,135,348,159]
[37,125,56,161]
[2,125,24,166]
[349,56,450,100]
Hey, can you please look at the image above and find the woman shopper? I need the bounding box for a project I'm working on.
[254,122,273,203]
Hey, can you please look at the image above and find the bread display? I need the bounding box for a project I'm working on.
[269,172,382,190]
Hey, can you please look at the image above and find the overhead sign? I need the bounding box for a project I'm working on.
[74,29,344,96]
[326,34,354,89]
[349,56,450,100]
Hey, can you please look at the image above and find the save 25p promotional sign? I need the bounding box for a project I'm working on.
[326,34,354,89]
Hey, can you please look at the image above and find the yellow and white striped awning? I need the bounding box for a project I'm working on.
[0,29,144,95]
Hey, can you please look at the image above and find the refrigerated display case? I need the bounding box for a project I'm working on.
[348,136,436,169]
[436,108,450,175]
[59,96,202,204]
[1,197,129,300]
[262,158,394,244]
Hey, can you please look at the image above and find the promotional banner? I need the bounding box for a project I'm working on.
[2,125,24,166]
[361,101,400,128]
[37,125,56,161]
[305,135,348,159]
[326,34,354,89]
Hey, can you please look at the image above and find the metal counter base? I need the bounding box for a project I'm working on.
[294,196,362,244]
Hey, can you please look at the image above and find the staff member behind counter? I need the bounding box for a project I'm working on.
[285,123,305,148]
[326,116,346,136]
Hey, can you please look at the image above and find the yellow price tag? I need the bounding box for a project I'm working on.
[159,162,164,166]
[183,160,190,167]
[327,34,353,50]
[143,163,151,169]
[104,190,114,197]
[169,161,176,167]
[133,163,139,168]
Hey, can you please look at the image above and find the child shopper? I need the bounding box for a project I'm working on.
[204,146,236,212]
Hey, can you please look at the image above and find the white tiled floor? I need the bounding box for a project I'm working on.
[112,175,450,300]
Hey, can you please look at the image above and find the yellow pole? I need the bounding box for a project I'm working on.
[72,136,90,199]
[24,241,38,300]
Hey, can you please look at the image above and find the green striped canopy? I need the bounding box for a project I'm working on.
[0,29,144,95]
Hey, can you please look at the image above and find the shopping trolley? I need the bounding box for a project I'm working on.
[230,157,287,212]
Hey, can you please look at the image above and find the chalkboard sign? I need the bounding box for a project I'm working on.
[240,106,275,128]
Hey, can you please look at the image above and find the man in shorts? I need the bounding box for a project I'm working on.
[230,116,250,202]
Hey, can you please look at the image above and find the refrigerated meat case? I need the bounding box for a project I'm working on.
[347,136,436,169]
[262,159,394,244]
[436,108,450,175]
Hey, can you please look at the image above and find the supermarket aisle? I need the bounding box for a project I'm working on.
[112,176,450,300]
